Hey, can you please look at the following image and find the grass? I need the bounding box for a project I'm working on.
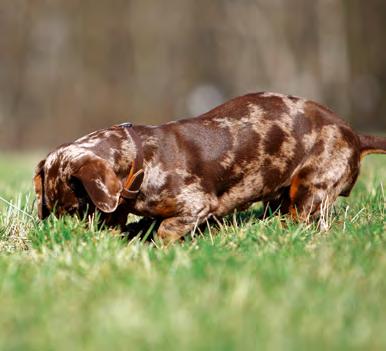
[0,153,385,351]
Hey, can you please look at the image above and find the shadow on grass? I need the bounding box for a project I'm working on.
[121,203,273,242]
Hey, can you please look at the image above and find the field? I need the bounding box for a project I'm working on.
[0,153,385,351]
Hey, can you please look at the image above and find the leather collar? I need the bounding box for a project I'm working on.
[116,123,144,201]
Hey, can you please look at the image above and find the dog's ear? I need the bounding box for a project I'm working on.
[73,158,122,213]
[34,159,49,219]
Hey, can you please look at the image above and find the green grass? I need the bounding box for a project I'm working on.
[0,153,385,351]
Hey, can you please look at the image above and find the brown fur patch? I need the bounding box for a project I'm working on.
[264,124,287,155]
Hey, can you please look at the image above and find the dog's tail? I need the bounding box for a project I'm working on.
[359,134,386,158]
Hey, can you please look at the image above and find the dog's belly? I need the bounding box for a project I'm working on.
[212,165,294,217]
[133,141,302,219]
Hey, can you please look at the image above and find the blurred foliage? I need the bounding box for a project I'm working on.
[0,0,385,150]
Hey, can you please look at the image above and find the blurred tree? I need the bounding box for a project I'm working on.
[0,0,385,150]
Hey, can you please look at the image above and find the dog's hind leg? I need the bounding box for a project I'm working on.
[288,163,353,222]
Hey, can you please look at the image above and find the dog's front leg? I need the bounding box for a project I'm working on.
[157,216,203,244]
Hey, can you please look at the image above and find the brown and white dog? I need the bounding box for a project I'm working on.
[34,92,386,242]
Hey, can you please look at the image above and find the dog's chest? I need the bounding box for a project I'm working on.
[132,163,180,217]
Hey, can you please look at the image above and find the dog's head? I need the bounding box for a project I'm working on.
[34,147,123,219]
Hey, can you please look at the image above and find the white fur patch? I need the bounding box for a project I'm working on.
[260,92,289,99]
[283,96,305,116]
[220,152,235,169]
[302,130,318,152]
[144,136,159,148]
[142,162,168,189]
[176,182,207,215]
[74,140,100,149]
[95,178,109,194]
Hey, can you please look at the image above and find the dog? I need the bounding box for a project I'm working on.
[34,92,386,242]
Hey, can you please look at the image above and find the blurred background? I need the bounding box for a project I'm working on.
[1,0,386,150]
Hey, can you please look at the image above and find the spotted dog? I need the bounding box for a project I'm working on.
[34,92,386,242]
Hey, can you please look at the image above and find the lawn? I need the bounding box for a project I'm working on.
[0,153,385,351]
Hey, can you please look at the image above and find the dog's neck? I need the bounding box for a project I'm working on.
[119,125,144,199]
